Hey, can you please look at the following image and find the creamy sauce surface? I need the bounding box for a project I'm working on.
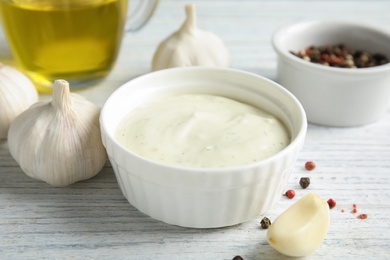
[116,94,290,168]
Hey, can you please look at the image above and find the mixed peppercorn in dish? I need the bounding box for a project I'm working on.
[291,44,389,68]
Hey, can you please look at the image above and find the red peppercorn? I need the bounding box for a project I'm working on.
[327,198,336,209]
[357,214,368,219]
[285,189,295,199]
[305,161,316,171]
[321,53,329,61]
[351,208,358,214]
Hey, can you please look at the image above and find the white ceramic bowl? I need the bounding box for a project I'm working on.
[100,67,307,228]
[272,20,390,127]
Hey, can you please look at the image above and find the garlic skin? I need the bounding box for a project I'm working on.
[8,80,107,187]
[151,3,231,71]
[0,63,38,139]
[267,193,330,257]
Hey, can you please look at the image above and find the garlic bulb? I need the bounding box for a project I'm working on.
[0,63,38,139]
[8,80,107,187]
[151,3,231,71]
[267,193,330,257]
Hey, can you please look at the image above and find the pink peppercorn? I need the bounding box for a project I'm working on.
[327,198,336,209]
[357,214,368,219]
[305,161,316,171]
[285,189,295,199]
[321,53,330,61]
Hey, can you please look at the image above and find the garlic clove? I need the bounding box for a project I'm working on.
[151,3,231,71]
[8,79,107,187]
[0,63,38,139]
[267,193,330,257]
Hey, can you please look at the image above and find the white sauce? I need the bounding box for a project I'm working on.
[116,94,290,168]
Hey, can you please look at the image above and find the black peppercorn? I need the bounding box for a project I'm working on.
[299,177,310,189]
[232,256,244,260]
[260,217,272,229]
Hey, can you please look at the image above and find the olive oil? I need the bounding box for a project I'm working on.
[0,0,128,92]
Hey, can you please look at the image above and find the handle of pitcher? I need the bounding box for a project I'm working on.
[126,0,159,31]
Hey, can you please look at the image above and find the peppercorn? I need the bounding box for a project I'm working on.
[260,217,272,229]
[232,256,244,260]
[327,198,336,209]
[351,204,358,213]
[299,177,310,189]
[291,44,389,68]
[305,161,316,171]
[357,214,368,219]
[285,189,295,199]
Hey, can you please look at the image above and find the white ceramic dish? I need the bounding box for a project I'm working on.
[100,67,307,228]
[272,20,390,127]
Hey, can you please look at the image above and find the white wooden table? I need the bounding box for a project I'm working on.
[1,0,390,259]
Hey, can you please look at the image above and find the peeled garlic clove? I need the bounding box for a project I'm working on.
[151,3,231,71]
[267,193,330,257]
[0,63,38,139]
[8,80,107,187]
